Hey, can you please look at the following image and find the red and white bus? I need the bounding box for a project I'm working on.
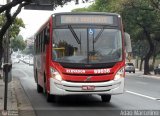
[34,12,128,103]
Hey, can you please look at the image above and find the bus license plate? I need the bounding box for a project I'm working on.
[82,85,95,90]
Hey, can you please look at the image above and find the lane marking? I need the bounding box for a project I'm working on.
[126,90,158,100]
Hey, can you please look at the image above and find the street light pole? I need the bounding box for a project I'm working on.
[3,0,11,111]
[3,28,10,111]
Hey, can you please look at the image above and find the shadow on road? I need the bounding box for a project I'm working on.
[43,94,116,108]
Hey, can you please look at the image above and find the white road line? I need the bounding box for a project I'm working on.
[126,90,157,100]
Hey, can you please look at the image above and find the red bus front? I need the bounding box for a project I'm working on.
[35,13,125,102]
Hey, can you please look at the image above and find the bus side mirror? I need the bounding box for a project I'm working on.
[124,32,132,53]
[44,29,50,44]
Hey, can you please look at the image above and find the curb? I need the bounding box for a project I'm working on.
[19,60,33,66]
[135,69,160,79]
[138,74,160,79]
[0,77,18,116]
[13,78,36,116]
[0,71,36,116]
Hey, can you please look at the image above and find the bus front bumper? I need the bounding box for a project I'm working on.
[50,78,124,95]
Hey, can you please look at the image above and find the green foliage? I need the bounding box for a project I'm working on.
[72,0,160,73]
[73,0,160,51]
[10,18,25,38]
[72,0,124,12]
[0,14,25,51]
[72,7,89,12]
[0,14,5,27]
[11,35,26,51]
[0,14,25,38]
[122,0,160,33]
[121,0,160,66]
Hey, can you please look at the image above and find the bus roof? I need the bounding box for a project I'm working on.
[53,12,121,27]
[34,12,121,38]
[53,12,121,17]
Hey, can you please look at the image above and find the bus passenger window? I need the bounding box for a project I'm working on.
[44,28,50,44]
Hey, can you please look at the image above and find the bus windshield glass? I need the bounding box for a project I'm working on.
[52,27,122,65]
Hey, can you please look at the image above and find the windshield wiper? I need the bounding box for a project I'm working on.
[68,25,81,44]
[94,28,104,43]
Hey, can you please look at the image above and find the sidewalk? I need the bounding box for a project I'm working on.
[135,69,160,79]
[0,70,36,116]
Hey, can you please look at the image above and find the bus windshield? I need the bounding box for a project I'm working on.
[52,27,122,65]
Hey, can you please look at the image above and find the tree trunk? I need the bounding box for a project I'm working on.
[144,57,150,75]
[143,30,154,75]
[139,57,143,71]
[152,55,156,67]
[136,57,139,68]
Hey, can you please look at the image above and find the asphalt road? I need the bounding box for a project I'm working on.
[12,62,160,116]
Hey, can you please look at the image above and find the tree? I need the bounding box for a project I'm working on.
[0,15,25,38]
[11,35,26,51]
[121,0,160,74]
[73,0,125,12]
[151,40,160,67]
[0,14,25,67]
[150,0,160,11]
[72,0,160,75]
[0,0,74,67]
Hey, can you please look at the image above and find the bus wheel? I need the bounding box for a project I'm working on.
[101,95,111,103]
[37,84,43,93]
[36,71,43,93]
[46,92,55,102]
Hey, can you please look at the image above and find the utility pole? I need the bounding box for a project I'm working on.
[3,0,12,112]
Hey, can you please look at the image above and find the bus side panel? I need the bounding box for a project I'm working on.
[33,39,43,86]
[37,54,44,86]
[33,40,37,83]
[46,17,53,93]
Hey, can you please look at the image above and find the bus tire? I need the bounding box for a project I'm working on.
[35,70,38,83]
[46,92,55,102]
[43,73,47,94]
[37,84,43,93]
[101,95,111,103]
[43,73,55,102]
[36,71,43,93]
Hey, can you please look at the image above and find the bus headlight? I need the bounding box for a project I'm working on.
[50,67,62,81]
[114,67,125,81]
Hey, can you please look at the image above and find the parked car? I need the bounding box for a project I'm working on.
[125,62,135,73]
[154,64,160,75]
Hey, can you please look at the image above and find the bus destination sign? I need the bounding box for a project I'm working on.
[59,15,114,25]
